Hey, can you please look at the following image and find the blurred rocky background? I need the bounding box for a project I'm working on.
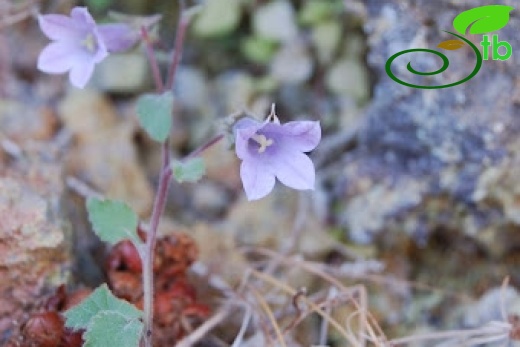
[2,0,520,345]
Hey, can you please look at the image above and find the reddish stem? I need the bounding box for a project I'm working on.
[165,10,189,90]
[142,141,172,347]
[140,3,192,346]
[184,134,225,160]
[140,26,164,93]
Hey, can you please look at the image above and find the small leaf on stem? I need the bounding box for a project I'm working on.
[86,198,141,246]
[172,157,206,183]
[64,284,142,330]
[83,311,143,347]
[136,92,174,143]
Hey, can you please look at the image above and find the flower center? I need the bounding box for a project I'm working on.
[251,134,274,153]
[82,34,97,52]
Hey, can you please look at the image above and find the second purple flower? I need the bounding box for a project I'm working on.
[234,109,321,201]
[37,7,137,88]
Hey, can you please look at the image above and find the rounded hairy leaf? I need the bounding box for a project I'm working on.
[86,198,141,246]
[83,311,143,347]
[136,92,173,143]
[172,157,206,183]
[64,284,142,330]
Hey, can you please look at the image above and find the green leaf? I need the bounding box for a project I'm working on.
[86,198,141,246]
[241,36,278,64]
[453,5,514,35]
[172,157,206,183]
[64,284,142,331]
[299,1,335,26]
[83,311,143,347]
[85,0,112,12]
[136,92,173,143]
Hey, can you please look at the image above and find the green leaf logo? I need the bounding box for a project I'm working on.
[453,5,514,35]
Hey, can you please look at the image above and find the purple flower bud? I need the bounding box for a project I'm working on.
[98,23,139,53]
[37,7,137,88]
[234,114,321,200]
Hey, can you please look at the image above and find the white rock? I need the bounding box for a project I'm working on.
[253,1,298,43]
[215,71,255,112]
[270,41,313,84]
[193,0,241,38]
[174,67,208,111]
[93,53,152,93]
[326,58,370,101]
[312,21,341,64]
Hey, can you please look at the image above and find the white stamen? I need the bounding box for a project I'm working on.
[82,34,96,52]
[266,103,280,124]
[252,134,274,153]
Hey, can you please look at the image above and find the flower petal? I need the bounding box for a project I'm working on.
[282,121,321,151]
[240,160,276,200]
[234,117,262,131]
[235,124,264,160]
[38,14,83,41]
[98,24,138,52]
[69,59,95,88]
[70,7,96,28]
[272,150,315,190]
[37,42,79,73]
[90,31,109,63]
[262,120,321,152]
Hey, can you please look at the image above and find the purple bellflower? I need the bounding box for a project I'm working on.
[38,7,137,88]
[234,106,321,201]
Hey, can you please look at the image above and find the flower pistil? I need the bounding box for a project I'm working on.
[251,134,274,153]
[82,33,97,52]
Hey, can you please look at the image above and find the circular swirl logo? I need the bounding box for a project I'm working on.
[385,5,514,89]
[385,31,482,89]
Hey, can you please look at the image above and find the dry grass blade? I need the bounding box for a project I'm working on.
[318,288,336,346]
[246,247,387,345]
[250,268,364,347]
[385,276,515,346]
[386,322,511,346]
[248,284,287,347]
[175,306,231,347]
[0,0,38,29]
[231,305,252,347]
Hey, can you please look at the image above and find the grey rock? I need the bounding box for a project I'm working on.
[270,40,314,84]
[192,181,230,218]
[192,0,241,38]
[93,53,152,93]
[331,0,520,254]
[253,0,298,43]
[174,67,209,111]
